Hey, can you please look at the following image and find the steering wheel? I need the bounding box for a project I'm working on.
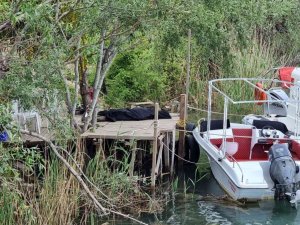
[261,125,277,138]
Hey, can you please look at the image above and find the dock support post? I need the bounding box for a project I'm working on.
[95,138,105,160]
[178,94,187,168]
[129,140,137,177]
[163,132,170,171]
[170,130,175,176]
[151,103,159,189]
[155,135,165,175]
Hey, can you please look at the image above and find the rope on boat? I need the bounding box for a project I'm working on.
[176,119,186,128]
[161,140,209,165]
[187,105,252,117]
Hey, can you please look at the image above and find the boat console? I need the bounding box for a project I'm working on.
[250,120,289,159]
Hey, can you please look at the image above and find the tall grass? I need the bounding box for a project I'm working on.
[0,143,82,225]
[190,34,293,120]
[0,184,36,224]
[0,135,166,224]
[230,39,277,78]
[31,158,80,225]
[85,144,163,216]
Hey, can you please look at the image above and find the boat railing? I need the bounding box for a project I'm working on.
[209,78,300,104]
[226,153,244,183]
[207,78,300,140]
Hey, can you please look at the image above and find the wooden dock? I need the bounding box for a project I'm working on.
[81,113,179,140]
[18,106,180,188]
[81,111,179,187]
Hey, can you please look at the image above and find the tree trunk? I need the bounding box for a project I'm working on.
[79,60,91,112]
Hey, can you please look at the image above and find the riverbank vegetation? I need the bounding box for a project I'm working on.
[1,0,300,224]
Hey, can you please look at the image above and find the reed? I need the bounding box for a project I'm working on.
[222,35,292,118]
[0,140,84,225]
[0,185,32,224]
[190,34,293,121]
[31,158,81,225]
[0,133,166,224]
[85,144,158,215]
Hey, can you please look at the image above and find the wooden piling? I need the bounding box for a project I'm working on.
[163,132,170,170]
[129,141,137,177]
[178,94,187,168]
[155,134,165,175]
[170,130,175,176]
[151,103,159,189]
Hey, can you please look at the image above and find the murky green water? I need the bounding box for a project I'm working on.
[109,170,300,225]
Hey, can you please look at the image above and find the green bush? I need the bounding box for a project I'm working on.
[105,45,166,107]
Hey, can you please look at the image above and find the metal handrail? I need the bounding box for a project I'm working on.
[226,153,244,183]
[209,78,300,105]
[206,77,300,139]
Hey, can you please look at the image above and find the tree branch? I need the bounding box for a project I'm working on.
[57,0,81,22]
[82,30,106,131]
[82,47,117,131]
[72,37,81,118]
[58,67,72,114]
[57,62,81,131]
[20,129,148,225]
[20,129,107,213]
[0,21,12,32]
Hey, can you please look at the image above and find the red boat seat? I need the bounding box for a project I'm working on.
[210,138,234,148]
[291,140,300,159]
[231,128,252,160]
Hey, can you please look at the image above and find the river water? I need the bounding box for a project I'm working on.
[111,169,300,225]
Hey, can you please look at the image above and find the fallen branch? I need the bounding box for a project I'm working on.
[20,129,148,225]
[0,21,12,31]
[20,129,106,213]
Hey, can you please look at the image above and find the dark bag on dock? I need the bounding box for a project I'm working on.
[98,107,171,122]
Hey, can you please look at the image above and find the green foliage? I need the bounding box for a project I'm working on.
[0,144,44,181]
[0,1,10,22]
[0,146,19,179]
[0,185,36,224]
[0,103,12,130]
[153,0,300,88]
[86,145,151,210]
[0,58,64,110]
[105,45,166,107]
[0,143,44,223]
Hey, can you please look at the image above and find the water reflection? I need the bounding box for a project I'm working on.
[160,174,300,225]
[109,172,300,225]
[198,201,232,225]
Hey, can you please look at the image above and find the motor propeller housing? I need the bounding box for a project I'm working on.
[269,144,296,186]
[268,143,300,206]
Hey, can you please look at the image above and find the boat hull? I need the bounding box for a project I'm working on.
[207,155,274,201]
[193,128,275,201]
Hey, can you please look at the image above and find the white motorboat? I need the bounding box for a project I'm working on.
[193,68,300,205]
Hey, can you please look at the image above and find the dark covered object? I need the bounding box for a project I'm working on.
[98,107,171,122]
[253,120,288,134]
[200,119,230,133]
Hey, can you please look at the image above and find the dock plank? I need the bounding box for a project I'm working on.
[81,114,179,140]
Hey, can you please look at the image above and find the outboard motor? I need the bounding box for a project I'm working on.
[269,143,300,206]
[264,89,289,117]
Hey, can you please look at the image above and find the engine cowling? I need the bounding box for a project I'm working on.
[269,144,297,197]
